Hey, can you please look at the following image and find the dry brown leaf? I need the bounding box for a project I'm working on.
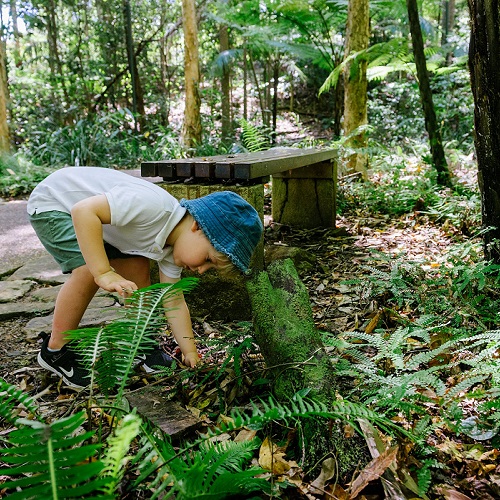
[365,312,381,334]
[258,436,291,475]
[434,487,473,500]
[309,457,337,494]
[349,446,398,498]
[234,428,258,443]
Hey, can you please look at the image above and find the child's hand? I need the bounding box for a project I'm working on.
[183,351,200,368]
[95,269,137,297]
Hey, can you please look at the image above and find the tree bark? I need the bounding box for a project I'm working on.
[247,259,369,477]
[123,0,145,131]
[181,0,202,149]
[219,23,231,144]
[407,0,451,186]
[468,0,500,263]
[343,0,369,179]
[0,38,10,152]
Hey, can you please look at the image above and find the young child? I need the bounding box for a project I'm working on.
[27,166,263,388]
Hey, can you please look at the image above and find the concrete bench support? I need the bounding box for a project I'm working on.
[272,160,337,229]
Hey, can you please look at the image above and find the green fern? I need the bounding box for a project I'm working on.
[131,418,269,500]
[0,377,42,424]
[0,412,112,499]
[100,413,142,495]
[68,279,198,398]
[239,119,269,152]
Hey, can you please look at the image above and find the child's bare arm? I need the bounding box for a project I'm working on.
[71,194,137,296]
[160,271,199,367]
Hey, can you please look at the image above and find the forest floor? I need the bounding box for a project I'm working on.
[2,179,498,499]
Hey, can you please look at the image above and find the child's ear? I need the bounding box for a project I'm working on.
[191,220,199,232]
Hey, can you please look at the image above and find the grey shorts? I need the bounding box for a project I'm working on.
[29,210,135,273]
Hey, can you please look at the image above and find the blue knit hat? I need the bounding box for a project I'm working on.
[180,191,263,273]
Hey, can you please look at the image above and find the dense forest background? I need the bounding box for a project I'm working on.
[0,0,473,176]
[3,1,500,499]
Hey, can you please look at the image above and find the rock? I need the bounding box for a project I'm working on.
[0,280,37,302]
[8,254,67,285]
[125,385,201,438]
[28,285,63,302]
[0,301,55,321]
[24,306,123,341]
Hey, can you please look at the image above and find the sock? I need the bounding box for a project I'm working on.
[47,346,61,353]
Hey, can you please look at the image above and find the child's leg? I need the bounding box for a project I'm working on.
[48,256,151,349]
[49,265,99,350]
[111,256,151,289]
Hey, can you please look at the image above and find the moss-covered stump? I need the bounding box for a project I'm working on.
[246,258,369,478]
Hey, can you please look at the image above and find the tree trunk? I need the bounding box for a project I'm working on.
[407,0,451,187]
[343,0,369,179]
[0,38,10,152]
[123,0,145,131]
[219,23,231,144]
[9,0,21,68]
[181,0,202,149]
[468,0,500,263]
[441,0,456,65]
[46,0,70,116]
[247,259,369,477]
[271,58,279,145]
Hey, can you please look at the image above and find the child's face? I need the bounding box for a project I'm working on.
[172,220,219,274]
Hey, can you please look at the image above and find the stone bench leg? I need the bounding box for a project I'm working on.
[271,160,337,229]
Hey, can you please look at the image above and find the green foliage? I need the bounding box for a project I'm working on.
[338,156,441,216]
[69,279,198,398]
[0,154,54,197]
[0,377,42,425]
[1,412,110,499]
[239,119,271,152]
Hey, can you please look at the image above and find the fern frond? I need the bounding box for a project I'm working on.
[0,377,41,424]
[239,119,269,152]
[1,412,111,499]
[100,413,142,495]
[69,279,197,398]
[444,374,490,402]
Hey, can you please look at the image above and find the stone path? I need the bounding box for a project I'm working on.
[0,252,124,341]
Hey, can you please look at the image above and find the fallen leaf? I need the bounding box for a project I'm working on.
[258,437,291,475]
[349,446,398,498]
[234,428,258,443]
[309,457,337,494]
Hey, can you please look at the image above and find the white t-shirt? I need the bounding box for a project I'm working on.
[27,166,186,278]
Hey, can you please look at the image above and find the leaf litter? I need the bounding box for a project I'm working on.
[1,195,500,498]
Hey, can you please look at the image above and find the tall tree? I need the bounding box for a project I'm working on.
[45,0,70,114]
[123,0,145,130]
[468,0,500,263]
[181,0,202,149]
[343,0,369,178]
[0,41,10,152]
[406,0,451,186]
[219,20,231,144]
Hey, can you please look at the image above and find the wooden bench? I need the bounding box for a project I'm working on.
[141,147,337,229]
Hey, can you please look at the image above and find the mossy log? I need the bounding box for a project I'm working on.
[246,258,369,478]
